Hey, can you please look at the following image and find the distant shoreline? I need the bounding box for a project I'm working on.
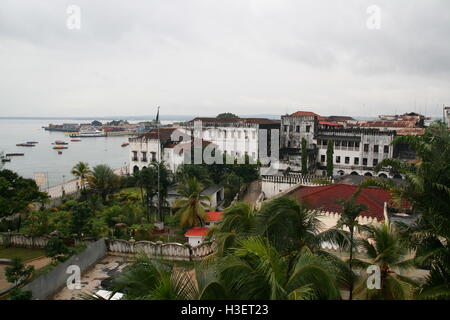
[0,115,444,121]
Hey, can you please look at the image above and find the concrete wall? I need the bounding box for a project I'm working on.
[106,239,215,261]
[0,233,50,248]
[22,238,107,300]
[0,233,215,262]
[261,174,333,199]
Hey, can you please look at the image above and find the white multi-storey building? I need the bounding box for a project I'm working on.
[315,128,395,177]
[280,111,397,178]
[181,117,280,164]
[445,106,450,128]
[128,117,280,175]
[128,127,192,174]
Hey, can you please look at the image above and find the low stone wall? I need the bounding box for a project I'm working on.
[261,174,333,199]
[0,233,102,249]
[22,238,107,300]
[106,239,215,261]
[0,233,50,248]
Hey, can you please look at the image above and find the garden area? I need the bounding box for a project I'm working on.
[0,153,260,245]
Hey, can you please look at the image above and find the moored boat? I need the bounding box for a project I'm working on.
[53,145,68,150]
[69,127,105,137]
[70,138,82,142]
[6,153,24,156]
[16,143,35,147]
[121,142,129,147]
[53,140,68,145]
[26,141,39,144]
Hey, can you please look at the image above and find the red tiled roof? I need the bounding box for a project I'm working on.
[288,184,410,221]
[189,117,277,125]
[358,120,418,128]
[289,111,326,121]
[189,117,240,123]
[185,227,209,237]
[205,211,223,222]
[396,128,425,136]
[241,118,279,124]
[138,127,178,140]
[172,139,214,150]
[319,121,343,127]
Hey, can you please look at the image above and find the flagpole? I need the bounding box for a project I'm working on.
[157,106,161,223]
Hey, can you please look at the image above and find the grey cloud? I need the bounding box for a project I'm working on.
[0,0,449,117]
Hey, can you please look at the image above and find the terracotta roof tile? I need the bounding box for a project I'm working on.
[185,227,209,237]
[289,111,326,121]
[288,184,410,221]
[205,212,223,222]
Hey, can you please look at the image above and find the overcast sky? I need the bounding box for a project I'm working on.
[0,0,449,118]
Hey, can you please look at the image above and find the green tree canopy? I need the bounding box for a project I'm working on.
[0,169,48,218]
[5,257,34,285]
[326,140,334,177]
[216,113,238,119]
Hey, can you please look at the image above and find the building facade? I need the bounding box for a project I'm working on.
[280,111,397,177]
[128,127,190,174]
[181,117,280,164]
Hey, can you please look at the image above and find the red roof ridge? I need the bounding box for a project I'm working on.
[291,184,340,200]
[184,226,209,237]
[356,191,384,212]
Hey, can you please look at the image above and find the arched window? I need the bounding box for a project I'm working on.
[364,172,373,177]
[133,166,139,174]
[350,171,359,176]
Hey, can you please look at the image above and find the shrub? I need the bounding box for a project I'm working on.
[8,288,33,300]
[5,257,34,285]
[44,237,71,263]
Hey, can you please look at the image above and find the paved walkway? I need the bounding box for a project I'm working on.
[52,255,130,300]
[0,256,51,292]
[46,165,129,199]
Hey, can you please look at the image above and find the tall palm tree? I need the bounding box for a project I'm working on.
[87,164,120,202]
[173,177,210,228]
[255,196,349,255]
[362,122,450,299]
[112,254,198,300]
[334,188,368,300]
[206,201,257,256]
[151,161,174,222]
[135,167,158,222]
[213,237,342,300]
[113,240,343,300]
[352,221,417,300]
[71,162,91,193]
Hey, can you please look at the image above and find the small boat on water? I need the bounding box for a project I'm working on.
[16,143,35,147]
[121,142,129,147]
[0,152,11,163]
[58,151,63,155]
[53,145,68,150]
[6,153,24,157]
[53,140,68,145]
[26,141,39,144]
[70,138,82,142]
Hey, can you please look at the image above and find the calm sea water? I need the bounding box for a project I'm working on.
[0,119,170,187]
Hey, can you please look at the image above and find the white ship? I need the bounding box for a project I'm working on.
[70,127,105,137]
